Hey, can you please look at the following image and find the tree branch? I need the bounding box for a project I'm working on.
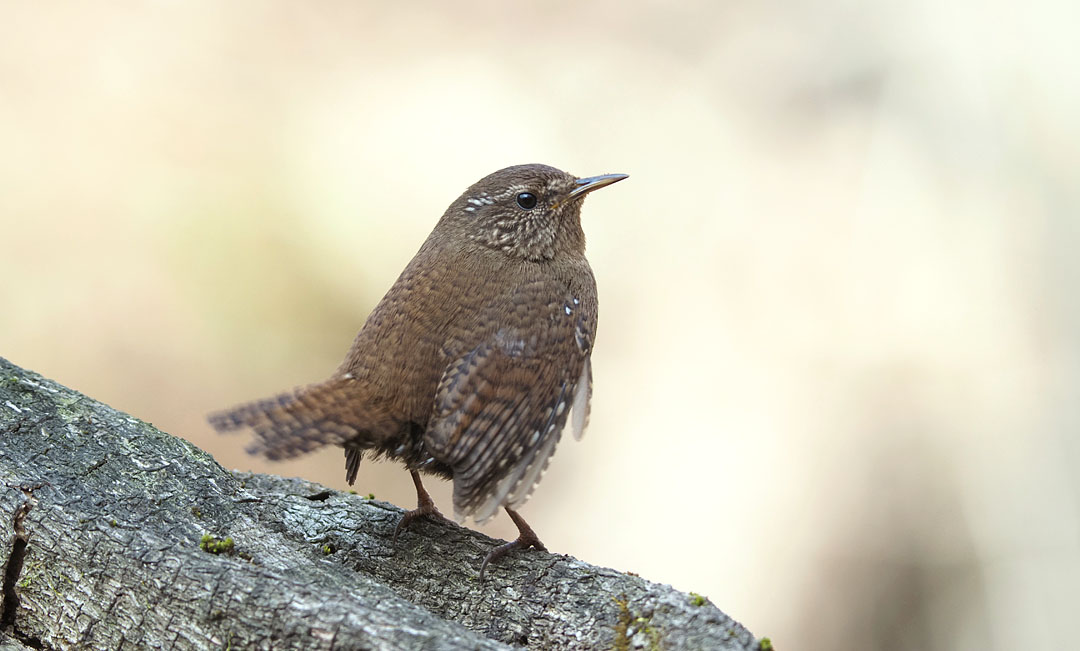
[0,357,762,650]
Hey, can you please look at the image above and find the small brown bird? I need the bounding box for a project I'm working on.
[209,163,626,577]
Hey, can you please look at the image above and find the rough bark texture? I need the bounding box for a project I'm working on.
[0,357,762,650]
[0,631,32,651]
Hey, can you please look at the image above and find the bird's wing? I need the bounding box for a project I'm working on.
[425,285,594,524]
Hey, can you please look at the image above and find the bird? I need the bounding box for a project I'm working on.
[209,163,627,578]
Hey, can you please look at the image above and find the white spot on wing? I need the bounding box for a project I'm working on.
[464,418,565,523]
[507,430,561,508]
[495,327,528,357]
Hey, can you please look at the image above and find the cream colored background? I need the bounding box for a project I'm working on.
[2,2,1077,649]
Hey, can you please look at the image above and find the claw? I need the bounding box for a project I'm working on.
[393,470,449,544]
[479,507,546,581]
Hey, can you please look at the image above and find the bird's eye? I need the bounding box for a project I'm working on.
[516,192,538,210]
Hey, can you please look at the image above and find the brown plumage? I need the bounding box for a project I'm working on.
[209,163,626,577]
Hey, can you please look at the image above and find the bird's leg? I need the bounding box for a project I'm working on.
[479,507,548,581]
[393,470,450,543]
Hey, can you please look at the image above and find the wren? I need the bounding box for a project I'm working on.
[209,164,627,578]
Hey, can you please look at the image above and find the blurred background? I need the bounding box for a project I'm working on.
[2,1,1077,649]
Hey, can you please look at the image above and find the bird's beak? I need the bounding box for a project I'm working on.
[567,173,629,201]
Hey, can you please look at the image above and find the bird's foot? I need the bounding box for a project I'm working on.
[479,507,547,581]
[393,470,452,544]
[392,501,451,544]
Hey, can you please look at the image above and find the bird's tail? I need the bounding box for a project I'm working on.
[208,376,398,462]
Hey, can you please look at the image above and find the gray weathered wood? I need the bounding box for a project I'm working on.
[0,631,33,651]
[0,357,762,650]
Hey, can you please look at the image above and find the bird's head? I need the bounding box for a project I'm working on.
[439,164,627,261]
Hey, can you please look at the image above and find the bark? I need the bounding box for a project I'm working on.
[0,357,762,650]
